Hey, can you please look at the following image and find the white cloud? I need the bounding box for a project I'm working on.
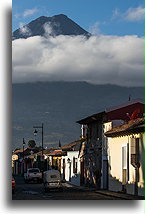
[19,22,32,36]
[12,35,143,87]
[124,6,144,22]
[111,8,121,20]
[112,6,144,22]
[14,13,20,19]
[89,22,102,35]
[23,8,38,18]
[43,22,53,36]
[43,22,60,37]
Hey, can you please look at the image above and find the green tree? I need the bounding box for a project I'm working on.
[28,140,36,148]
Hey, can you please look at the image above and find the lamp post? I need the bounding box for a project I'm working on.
[22,138,25,175]
[33,123,44,177]
[33,123,44,156]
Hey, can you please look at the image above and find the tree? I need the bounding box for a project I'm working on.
[59,140,61,147]
[28,140,36,148]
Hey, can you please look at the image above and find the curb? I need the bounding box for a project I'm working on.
[95,191,144,200]
[95,191,130,200]
[65,183,143,200]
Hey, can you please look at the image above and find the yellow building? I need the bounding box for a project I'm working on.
[105,118,144,196]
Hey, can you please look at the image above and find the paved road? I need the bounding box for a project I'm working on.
[12,176,125,200]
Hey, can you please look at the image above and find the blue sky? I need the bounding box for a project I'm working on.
[12,0,143,36]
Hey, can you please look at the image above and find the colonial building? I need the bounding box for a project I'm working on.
[12,147,41,175]
[105,117,144,196]
[61,139,83,186]
[76,99,143,189]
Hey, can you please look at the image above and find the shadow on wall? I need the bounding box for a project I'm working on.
[68,173,81,186]
[109,174,144,197]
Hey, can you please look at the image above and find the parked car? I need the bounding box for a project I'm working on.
[24,168,42,183]
[43,169,63,192]
[12,176,15,194]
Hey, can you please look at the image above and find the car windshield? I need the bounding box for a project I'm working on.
[50,175,57,178]
[28,169,40,173]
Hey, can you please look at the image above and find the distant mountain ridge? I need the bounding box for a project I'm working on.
[12,81,143,150]
[13,14,91,40]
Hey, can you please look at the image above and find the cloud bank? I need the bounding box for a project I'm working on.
[12,34,143,87]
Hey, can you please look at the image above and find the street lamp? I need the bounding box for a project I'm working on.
[33,123,44,177]
[33,123,44,156]
[22,138,25,175]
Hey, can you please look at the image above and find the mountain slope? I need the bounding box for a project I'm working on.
[13,14,91,39]
[12,81,143,150]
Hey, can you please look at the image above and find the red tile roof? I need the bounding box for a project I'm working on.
[105,117,144,137]
[14,148,27,154]
[27,139,84,158]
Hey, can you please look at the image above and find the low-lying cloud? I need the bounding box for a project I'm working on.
[19,22,32,36]
[12,34,143,87]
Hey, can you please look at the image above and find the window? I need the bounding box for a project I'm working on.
[50,175,57,178]
[73,157,77,174]
[122,145,128,184]
[122,146,127,170]
[28,168,40,173]
[130,137,140,167]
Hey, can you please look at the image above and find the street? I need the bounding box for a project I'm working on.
[12,176,127,200]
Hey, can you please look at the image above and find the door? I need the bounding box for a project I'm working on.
[69,162,71,181]
[80,161,84,185]
[103,160,108,189]
[63,159,65,180]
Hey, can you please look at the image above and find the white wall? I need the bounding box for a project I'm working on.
[101,122,112,189]
[61,151,80,186]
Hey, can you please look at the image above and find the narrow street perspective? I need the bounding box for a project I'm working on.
[12,175,143,200]
[12,99,144,200]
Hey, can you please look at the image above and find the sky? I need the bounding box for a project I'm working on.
[12,0,144,86]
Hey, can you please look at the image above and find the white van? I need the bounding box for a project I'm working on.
[43,170,63,192]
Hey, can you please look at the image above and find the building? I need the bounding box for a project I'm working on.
[77,111,106,188]
[105,117,144,196]
[76,99,143,189]
[12,148,41,175]
[61,139,84,186]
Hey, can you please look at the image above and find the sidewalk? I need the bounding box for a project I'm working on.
[64,182,96,191]
[65,182,144,200]
[95,190,144,200]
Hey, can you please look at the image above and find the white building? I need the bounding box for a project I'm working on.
[61,150,81,186]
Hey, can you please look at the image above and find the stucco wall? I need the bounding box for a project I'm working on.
[61,151,80,186]
[108,133,144,196]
